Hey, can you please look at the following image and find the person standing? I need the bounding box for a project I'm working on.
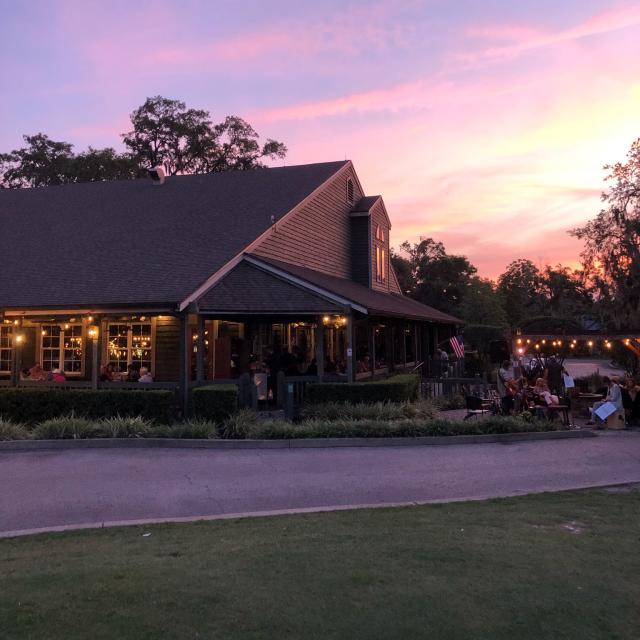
[497,360,514,414]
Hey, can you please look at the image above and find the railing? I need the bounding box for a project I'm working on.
[17,379,93,389]
[422,376,489,399]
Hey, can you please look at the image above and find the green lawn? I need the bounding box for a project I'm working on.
[1,489,639,640]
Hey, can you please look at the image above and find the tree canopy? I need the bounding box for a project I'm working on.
[1,96,287,188]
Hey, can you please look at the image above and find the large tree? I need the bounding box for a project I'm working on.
[121,96,286,175]
[571,138,640,329]
[496,259,543,328]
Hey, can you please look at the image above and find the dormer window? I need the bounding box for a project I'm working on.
[375,224,385,242]
[346,178,354,205]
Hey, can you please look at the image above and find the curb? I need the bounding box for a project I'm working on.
[0,430,596,452]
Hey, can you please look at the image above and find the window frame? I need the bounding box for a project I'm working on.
[104,320,156,376]
[39,322,85,376]
[346,178,355,205]
[0,325,12,376]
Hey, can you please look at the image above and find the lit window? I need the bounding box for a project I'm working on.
[376,246,386,283]
[41,323,83,374]
[375,224,385,242]
[0,325,12,374]
[107,322,153,373]
[346,178,354,204]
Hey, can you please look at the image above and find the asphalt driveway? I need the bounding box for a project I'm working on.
[1,432,639,536]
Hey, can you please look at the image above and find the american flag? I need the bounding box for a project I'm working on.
[450,335,465,359]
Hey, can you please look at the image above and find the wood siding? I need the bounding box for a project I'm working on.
[155,315,180,381]
[350,216,370,287]
[252,165,363,279]
[370,200,390,293]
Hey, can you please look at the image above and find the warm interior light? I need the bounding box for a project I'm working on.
[88,326,99,339]
[15,334,24,344]
[323,316,330,323]
[588,340,593,347]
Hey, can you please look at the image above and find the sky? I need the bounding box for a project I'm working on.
[1,0,639,279]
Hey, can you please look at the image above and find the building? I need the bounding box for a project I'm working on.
[0,160,459,407]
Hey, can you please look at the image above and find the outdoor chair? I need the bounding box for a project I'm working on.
[464,395,489,420]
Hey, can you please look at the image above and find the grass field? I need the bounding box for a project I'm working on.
[1,488,639,639]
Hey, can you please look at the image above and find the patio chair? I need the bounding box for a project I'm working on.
[464,395,489,420]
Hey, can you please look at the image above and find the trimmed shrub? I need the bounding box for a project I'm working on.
[306,374,420,405]
[152,420,218,439]
[302,400,436,422]
[0,417,30,441]
[0,388,174,424]
[33,415,97,440]
[431,394,466,411]
[191,385,238,423]
[247,420,298,440]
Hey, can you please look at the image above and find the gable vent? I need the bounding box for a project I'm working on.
[346,178,354,205]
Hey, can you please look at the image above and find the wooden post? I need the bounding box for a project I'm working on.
[386,323,395,372]
[402,322,407,369]
[196,315,205,383]
[414,322,419,367]
[315,316,325,382]
[370,322,376,378]
[91,336,99,390]
[11,332,23,387]
[345,313,355,382]
[178,313,190,417]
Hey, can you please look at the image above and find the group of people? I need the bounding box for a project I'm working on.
[21,363,66,382]
[587,375,640,427]
[100,363,153,383]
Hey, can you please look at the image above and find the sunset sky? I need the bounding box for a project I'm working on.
[2,0,639,278]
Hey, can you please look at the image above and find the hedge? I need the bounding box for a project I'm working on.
[306,374,420,405]
[191,385,238,422]
[0,388,175,424]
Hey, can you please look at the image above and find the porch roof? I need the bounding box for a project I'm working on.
[197,261,345,314]
[246,256,461,324]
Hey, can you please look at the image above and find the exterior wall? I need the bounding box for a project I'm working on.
[388,265,403,294]
[370,200,391,293]
[252,164,363,279]
[155,315,180,381]
[350,215,370,287]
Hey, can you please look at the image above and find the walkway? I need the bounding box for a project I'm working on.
[1,432,639,536]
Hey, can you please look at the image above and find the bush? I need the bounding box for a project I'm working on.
[431,394,465,411]
[95,415,152,438]
[306,374,420,405]
[0,388,175,424]
[220,409,258,439]
[246,420,297,440]
[302,400,436,422]
[33,414,97,440]
[0,417,30,441]
[152,419,218,439]
[191,385,238,423]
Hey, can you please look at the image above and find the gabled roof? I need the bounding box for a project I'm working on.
[0,161,348,309]
[198,261,344,314]
[246,255,461,324]
[350,195,381,213]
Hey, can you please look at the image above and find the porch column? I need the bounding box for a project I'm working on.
[414,322,419,365]
[370,322,376,378]
[196,315,205,383]
[386,322,395,372]
[178,313,190,416]
[402,322,407,368]
[315,316,324,382]
[11,329,23,387]
[90,328,100,390]
[345,313,355,382]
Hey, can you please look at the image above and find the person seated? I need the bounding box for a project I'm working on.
[100,363,115,382]
[587,376,623,427]
[20,368,31,380]
[28,362,47,381]
[51,368,66,382]
[533,378,559,406]
[138,367,153,383]
[621,377,640,426]
[126,364,140,382]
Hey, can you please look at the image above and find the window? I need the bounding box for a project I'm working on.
[346,178,354,205]
[375,224,385,242]
[375,246,386,283]
[0,325,12,374]
[41,323,83,374]
[107,322,153,373]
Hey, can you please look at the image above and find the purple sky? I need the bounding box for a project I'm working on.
[2,0,639,278]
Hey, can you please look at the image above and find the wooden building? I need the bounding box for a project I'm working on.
[0,160,459,406]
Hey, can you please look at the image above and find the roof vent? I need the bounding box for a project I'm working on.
[148,165,166,185]
[346,178,354,205]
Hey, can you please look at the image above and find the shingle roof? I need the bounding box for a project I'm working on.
[350,195,381,213]
[0,161,348,308]
[248,256,461,324]
[198,261,344,313]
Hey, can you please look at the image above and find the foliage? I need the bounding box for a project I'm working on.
[220,409,258,439]
[571,138,640,330]
[0,389,175,424]
[301,400,436,422]
[430,394,466,410]
[121,96,286,175]
[0,417,29,440]
[0,133,139,188]
[497,259,544,327]
[95,415,152,438]
[306,374,420,404]
[191,385,238,423]
[33,414,96,440]
[150,419,218,439]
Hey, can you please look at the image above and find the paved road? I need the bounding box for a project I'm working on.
[2,432,639,536]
